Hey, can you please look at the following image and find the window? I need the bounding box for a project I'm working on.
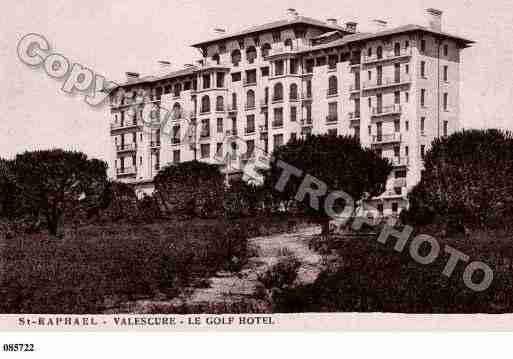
[231,72,241,82]
[420,61,426,78]
[368,125,371,135]
[405,146,409,157]
[203,74,211,89]
[273,134,284,148]
[261,43,271,57]
[328,102,338,122]
[305,59,314,73]
[443,121,448,137]
[354,126,360,140]
[246,90,255,109]
[421,117,425,134]
[443,93,448,111]
[246,46,257,63]
[394,91,400,104]
[290,106,297,122]
[284,38,292,49]
[246,140,255,158]
[394,146,400,157]
[246,115,255,133]
[394,42,401,56]
[443,66,448,82]
[328,128,338,136]
[172,103,181,119]
[273,83,283,101]
[201,95,210,113]
[290,58,298,74]
[173,83,182,97]
[421,89,426,107]
[184,81,191,90]
[164,85,171,94]
[395,170,407,178]
[261,66,269,77]
[316,56,326,66]
[156,87,163,100]
[377,203,384,216]
[212,53,220,65]
[367,47,372,57]
[200,143,210,158]
[394,120,400,132]
[328,55,338,69]
[216,142,223,157]
[368,97,372,108]
[306,80,312,98]
[405,92,409,103]
[245,69,257,85]
[405,64,410,74]
[154,153,160,171]
[173,150,180,163]
[274,60,284,76]
[231,93,237,109]
[290,132,297,141]
[272,31,281,42]
[289,83,298,100]
[217,118,223,133]
[201,118,210,138]
[443,44,449,56]
[231,49,241,66]
[367,70,372,80]
[421,145,426,159]
[216,96,224,112]
[328,76,338,96]
[421,39,426,52]
[377,46,383,59]
[273,107,283,127]
[405,121,409,131]
[392,202,398,213]
[216,72,225,88]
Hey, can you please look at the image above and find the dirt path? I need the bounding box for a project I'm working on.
[109,226,324,313]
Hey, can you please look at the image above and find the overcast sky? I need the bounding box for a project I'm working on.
[1,0,512,160]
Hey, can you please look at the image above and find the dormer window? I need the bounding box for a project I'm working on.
[284,38,293,49]
[272,31,281,42]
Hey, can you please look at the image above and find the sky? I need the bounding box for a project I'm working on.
[1,0,512,161]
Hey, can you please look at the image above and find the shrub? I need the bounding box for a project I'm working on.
[154,161,224,218]
[258,254,301,290]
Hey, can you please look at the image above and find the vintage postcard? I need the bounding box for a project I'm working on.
[2,0,513,340]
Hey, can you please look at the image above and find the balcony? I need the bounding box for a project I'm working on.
[326,89,338,97]
[116,167,136,177]
[390,156,409,167]
[362,48,412,64]
[363,76,411,91]
[245,103,256,111]
[245,127,256,135]
[371,133,402,145]
[200,130,211,139]
[348,111,360,126]
[301,118,313,127]
[227,104,238,116]
[188,110,197,119]
[272,97,284,104]
[243,79,257,86]
[326,115,338,123]
[371,104,402,117]
[116,143,137,153]
[171,138,181,145]
[272,120,283,129]
[349,83,360,93]
[226,129,238,137]
[260,99,269,109]
[259,125,269,133]
[349,58,361,67]
[111,121,140,131]
[150,141,161,149]
[301,92,312,102]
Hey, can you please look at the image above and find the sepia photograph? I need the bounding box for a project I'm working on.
[2,0,513,337]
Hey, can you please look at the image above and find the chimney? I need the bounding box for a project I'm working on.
[326,18,337,26]
[214,28,226,36]
[125,72,140,82]
[345,21,358,32]
[372,19,387,31]
[287,8,298,21]
[426,8,443,31]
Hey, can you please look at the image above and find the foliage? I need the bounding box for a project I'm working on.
[1,150,107,235]
[402,129,513,229]
[154,161,225,218]
[96,181,139,222]
[267,134,392,233]
[0,219,248,314]
[258,253,301,290]
[223,178,265,218]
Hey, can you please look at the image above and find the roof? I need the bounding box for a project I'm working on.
[191,16,350,47]
[109,66,198,90]
[299,24,474,53]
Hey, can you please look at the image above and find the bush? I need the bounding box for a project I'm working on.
[258,253,301,290]
[403,129,513,230]
[154,161,224,219]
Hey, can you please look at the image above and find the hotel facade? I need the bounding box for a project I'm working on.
[107,8,473,216]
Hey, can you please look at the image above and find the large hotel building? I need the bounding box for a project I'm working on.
[107,8,473,216]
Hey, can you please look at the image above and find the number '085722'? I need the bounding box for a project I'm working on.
[3,344,35,352]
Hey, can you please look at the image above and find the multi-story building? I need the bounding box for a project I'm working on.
[107,8,473,216]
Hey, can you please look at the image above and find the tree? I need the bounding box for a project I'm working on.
[154,161,225,218]
[267,134,392,234]
[9,150,107,235]
[404,129,513,230]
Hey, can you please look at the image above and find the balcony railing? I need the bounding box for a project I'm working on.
[326,88,338,97]
[200,130,211,139]
[150,141,161,149]
[349,83,360,92]
[116,167,136,176]
[394,178,407,188]
[272,96,284,103]
[259,125,269,133]
[371,133,402,145]
[226,129,238,137]
[371,104,402,116]
[116,143,137,152]
[326,115,338,123]
[362,47,412,64]
[243,79,257,86]
[227,104,237,112]
[245,127,256,135]
[301,118,313,127]
[349,58,361,66]
[363,75,411,90]
[260,99,269,108]
[171,138,181,145]
[390,156,409,167]
[348,111,361,120]
[301,92,312,101]
[245,103,256,111]
[111,122,139,131]
[272,120,283,128]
